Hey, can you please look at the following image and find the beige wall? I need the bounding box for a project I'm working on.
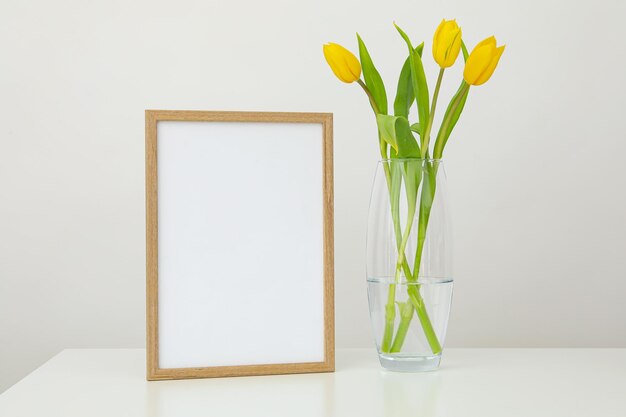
[1,0,625,393]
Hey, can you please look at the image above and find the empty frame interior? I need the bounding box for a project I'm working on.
[146,111,334,380]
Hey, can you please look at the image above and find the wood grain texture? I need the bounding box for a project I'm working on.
[145,110,334,381]
[145,110,159,379]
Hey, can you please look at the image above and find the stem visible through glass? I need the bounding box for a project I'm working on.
[385,160,442,355]
[378,159,442,355]
[360,80,442,355]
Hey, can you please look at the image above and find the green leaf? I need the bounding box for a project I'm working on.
[432,41,471,158]
[388,159,403,247]
[415,43,424,57]
[377,115,398,151]
[393,44,424,118]
[394,24,429,139]
[393,56,413,118]
[376,114,420,158]
[415,161,437,264]
[410,123,421,134]
[403,159,422,212]
[441,85,469,150]
[461,40,469,61]
[357,34,388,115]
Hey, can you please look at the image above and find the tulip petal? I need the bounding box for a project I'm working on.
[476,36,497,49]
[435,29,453,65]
[442,28,462,67]
[323,44,346,82]
[432,19,462,68]
[463,36,505,86]
[323,43,361,83]
[432,19,446,62]
[345,53,362,80]
[445,28,462,66]
[474,45,505,85]
[463,43,492,85]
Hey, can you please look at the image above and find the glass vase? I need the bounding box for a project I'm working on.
[367,159,453,372]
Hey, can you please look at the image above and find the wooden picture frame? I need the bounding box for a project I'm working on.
[146,110,334,380]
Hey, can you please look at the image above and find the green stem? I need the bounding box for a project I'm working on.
[390,161,443,355]
[382,259,418,352]
[394,200,416,282]
[380,166,407,352]
[357,79,380,115]
[381,289,396,352]
[420,68,444,156]
[356,78,437,355]
[390,300,414,352]
[408,285,442,354]
[384,162,424,352]
[379,157,403,353]
[387,70,446,355]
[392,177,443,355]
[413,162,437,273]
[410,162,442,354]
[360,77,410,353]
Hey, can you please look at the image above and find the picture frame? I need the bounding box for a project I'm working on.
[145,110,334,380]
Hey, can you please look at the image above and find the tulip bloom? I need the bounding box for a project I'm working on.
[463,36,505,86]
[432,19,462,68]
[323,43,362,83]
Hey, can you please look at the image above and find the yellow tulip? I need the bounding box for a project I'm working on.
[432,19,462,68]
[463,36,505,86]
[323,43,361,83]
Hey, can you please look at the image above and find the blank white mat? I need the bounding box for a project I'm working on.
[156,121,324,369]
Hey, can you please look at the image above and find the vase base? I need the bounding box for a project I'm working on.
[378,353,441,372]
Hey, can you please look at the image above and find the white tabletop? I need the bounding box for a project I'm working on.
[1,348,624,417]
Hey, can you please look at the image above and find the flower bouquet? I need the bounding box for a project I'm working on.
[324,20,504,371]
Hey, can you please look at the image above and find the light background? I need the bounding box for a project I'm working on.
[1,0,625,393]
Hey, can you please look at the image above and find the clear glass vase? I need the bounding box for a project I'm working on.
[367,159,453,372]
